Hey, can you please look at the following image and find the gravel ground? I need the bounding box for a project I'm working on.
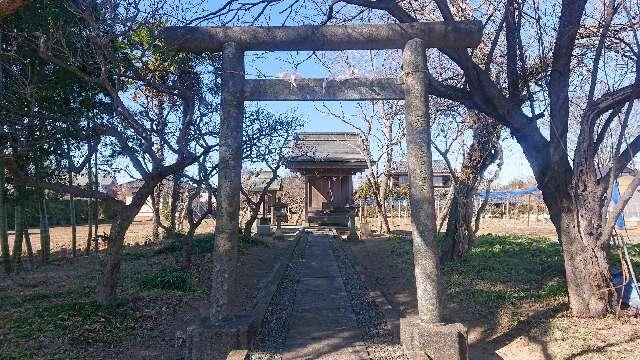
[330,236,407,360]
[250,233,307,360]
[250,231,405,360]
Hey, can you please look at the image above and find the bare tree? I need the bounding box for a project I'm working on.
[240,108,302,235]
[318,0,640,317]
[320,100,404,234]
[195,0,640,317]
[1,0,218,304]
[280,174,305,224]
[436,112,503,261]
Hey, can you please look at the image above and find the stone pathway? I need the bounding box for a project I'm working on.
[282,230,369,360]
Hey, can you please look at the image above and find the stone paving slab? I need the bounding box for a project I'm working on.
[282,232,369,360]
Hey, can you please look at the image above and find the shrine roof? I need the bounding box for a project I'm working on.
[286,132,369,170]
[246,171,283,193]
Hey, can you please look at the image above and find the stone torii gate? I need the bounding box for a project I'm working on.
[163,21,481,359]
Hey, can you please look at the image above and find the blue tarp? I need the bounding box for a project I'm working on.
[612,269,640,309]
[611,180,626,229]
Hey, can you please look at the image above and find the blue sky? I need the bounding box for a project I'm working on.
[244,50,534,185]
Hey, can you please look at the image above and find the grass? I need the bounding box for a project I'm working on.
[387,233,567,309]
[0,345,29,360]
[1,297,135,359]
[151,233,267,256]
[0,224,282,359]
[138,267,194,292]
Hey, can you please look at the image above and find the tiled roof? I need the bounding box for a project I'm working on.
[246,171,283,192]
[287,132,368,164]
[391,160,450,174]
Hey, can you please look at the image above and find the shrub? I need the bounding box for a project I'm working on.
[138,267,193,292]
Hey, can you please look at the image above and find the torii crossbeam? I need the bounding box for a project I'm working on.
[162,21,482,360]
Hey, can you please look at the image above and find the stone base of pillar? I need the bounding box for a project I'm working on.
[400,316,468,360]
[176,315,253,360]
[359,223,372,238]
[274,228,285,240]
[256,225,272,235]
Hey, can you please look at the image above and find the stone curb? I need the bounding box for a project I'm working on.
[243,228,307,347]
[178,228,307,360]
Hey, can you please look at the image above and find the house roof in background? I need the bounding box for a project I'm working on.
[390,160,450,175]
[287,132,368,169]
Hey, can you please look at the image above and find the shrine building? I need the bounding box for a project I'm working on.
[286,132,368,226]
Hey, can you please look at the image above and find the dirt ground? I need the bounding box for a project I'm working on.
[6,218,216,254]
[347,232,640,360]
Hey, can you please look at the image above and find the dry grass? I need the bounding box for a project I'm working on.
[6,218,216,254]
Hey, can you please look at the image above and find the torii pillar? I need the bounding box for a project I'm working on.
[162,21,481,360]
[400,38,467,359]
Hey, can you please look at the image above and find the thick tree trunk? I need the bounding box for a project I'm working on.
[38,191,50,264]
[440,184,476,261]
[440,115,501,262]
[0,163,11,274]
[12,194,24,265]
[542,177,612,317]
[557,199,611,317]
[96,205,139,305]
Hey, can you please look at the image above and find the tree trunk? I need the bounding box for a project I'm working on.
[380,101,393,223]
[85,198,93,254]
[96,205,139,305]
[367,177,391,234]
[374,192,391,233]
[70,195,77,257]
[93,154,99,252]
[38,191,50,264]
[12,192,24,266]
[0,163,11,274]
[23,211,34,269]
[67,146,77,257]
[151,190,161,242]
[242,206,260,237]
[541,173,612,317]
[169,174,182,232]
[181,227,196,270]
[440,114,501,262]
[440,184,476,261]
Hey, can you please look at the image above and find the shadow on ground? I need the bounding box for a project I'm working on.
[347,231,640,359]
